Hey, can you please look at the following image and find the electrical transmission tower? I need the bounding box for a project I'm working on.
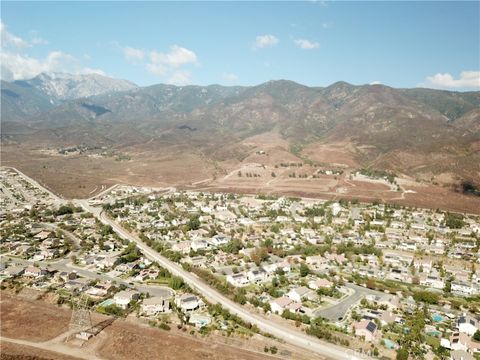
[69,293,92,336]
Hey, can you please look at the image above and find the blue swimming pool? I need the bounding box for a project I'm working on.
[432,314,443,322]
[383,339,397,349]
[100,299,114,307]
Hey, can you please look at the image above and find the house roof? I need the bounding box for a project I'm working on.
[272,296,293,308]
[354,320,377,334]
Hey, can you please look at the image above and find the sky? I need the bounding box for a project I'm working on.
[1,1,479,90]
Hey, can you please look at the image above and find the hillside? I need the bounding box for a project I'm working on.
[1,76,479,203]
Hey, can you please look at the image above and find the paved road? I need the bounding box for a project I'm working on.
[315,283,385,322]
[74,199,370,360]
[2,255,173,299]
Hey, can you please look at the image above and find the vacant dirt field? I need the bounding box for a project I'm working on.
[302,141,359,168]
[0,292,71,342]
[2,142,479,214]
[1,145,214,199]
[96,321,281,360]
[0,341,82,360]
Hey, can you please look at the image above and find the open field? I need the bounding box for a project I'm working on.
[0,341,82,360]
[0,292,71,342]
[2,142,479,214]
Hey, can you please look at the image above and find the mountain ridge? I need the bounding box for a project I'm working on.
[1,74,479,187]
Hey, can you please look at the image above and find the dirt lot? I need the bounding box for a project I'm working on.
[1,145,214,199]
[2,142,479,214]
[0,341,81,360]
[95,321,282,360]
[0,292,71,342]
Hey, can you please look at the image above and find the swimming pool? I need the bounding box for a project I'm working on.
[432,314,443,322]
[100,299,114,307]
[383,339,397,349]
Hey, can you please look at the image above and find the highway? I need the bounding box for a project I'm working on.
[74,199,369,360]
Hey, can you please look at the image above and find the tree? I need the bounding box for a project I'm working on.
[413,290,439,305]
[396,347,409,360]
[473,330,480,342]
[299,263,310,277]
[187,215,200,231]
[444,212,465,229]
[101,224,113,237]
[169,276,185,290]
[56,205,74,216]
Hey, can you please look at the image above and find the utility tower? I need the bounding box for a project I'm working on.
[69,293,92,336]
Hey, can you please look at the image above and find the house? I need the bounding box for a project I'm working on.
[57,271,77,282]
[420,274,445,290]
[457,314,479,336]
[247,268,267,283]
[226,272,250,287]
[141,295,171,315]
[113,290,140,309]
[379,311,397,326]
[172,241,191,254]
[175,293,202,312]
[64,279,89,292]
[352,320,378,342]
[208,234,231,247]
[270,296,293,314]
[287,286,311,302]
[189,313,212,328]
[450,350,474,360]
[191,239,209,252]
[23,266,47,278]
[441,332,478,352]
[86,282,113,297]
[308,278,333,290]
[452,282,477,296]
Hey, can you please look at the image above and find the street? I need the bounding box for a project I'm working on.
[74,199,371,360]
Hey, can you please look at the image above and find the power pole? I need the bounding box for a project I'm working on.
[68,293,92,337]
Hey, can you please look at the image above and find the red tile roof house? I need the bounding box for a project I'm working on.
[352,320,379,343]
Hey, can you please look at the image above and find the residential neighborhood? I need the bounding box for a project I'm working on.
[1,167,480,360]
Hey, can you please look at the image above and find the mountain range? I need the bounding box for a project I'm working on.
[1,72,479,188]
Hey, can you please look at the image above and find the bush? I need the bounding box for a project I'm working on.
[413,290,439,304]
[159,322,171,331]
[56,205,74,216]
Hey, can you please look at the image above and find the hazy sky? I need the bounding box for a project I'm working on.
[1,1,479,90]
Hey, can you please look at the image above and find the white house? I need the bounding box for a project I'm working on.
[141,295,171,316]
[175,293,202,312]
[269,296,293,314]
[287,286,311,303]
[226,272,250,287]
[457,314,479,336]
[308,278,333,290]
[247,268,267,283]
[113,290,140,309]
[452,282,477,296]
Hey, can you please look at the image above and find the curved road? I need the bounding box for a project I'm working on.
[74,199,368,360]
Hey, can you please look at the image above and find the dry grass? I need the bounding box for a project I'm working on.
[0,292,71,342]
